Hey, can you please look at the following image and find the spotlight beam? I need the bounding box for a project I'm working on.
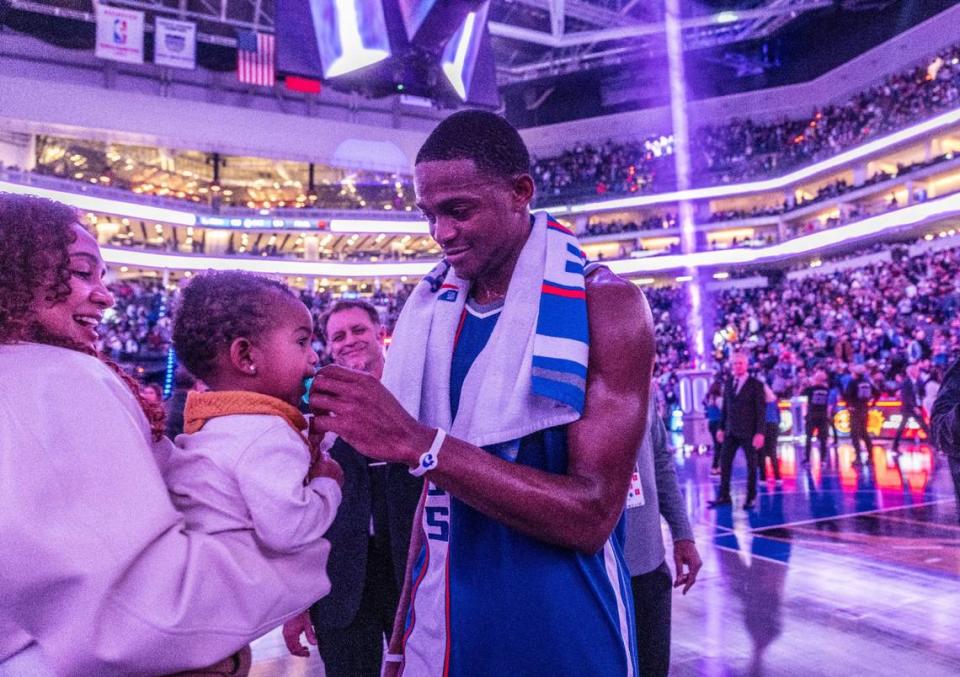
[665,0,705,364]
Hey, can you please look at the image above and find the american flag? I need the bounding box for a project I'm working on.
[236,30,275,87]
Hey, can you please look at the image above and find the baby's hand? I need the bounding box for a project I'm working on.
[308,450,344,487]
[282,611,316,658]
[308,416,329,450]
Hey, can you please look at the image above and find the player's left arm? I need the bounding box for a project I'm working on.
[427,268,654,553]
[562,268,656,548]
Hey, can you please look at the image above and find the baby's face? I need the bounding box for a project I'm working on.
[253,297,319,407]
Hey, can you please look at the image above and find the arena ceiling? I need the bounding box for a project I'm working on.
[2,0,952,126]
[488,0,843,85]
[4,0,897,83]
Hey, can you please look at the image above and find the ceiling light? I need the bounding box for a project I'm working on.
[312,0,391,78]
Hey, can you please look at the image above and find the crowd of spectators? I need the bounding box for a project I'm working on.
[582,213,677,238]
[580,150,954,256]
[105,236,960,427]
[531,138,663,201]
[731,246,956,383]
[532,43,960,202]
[696,45,960,186]
[650,239,960,415]
[97,280,416,367]
[97,281,172,362]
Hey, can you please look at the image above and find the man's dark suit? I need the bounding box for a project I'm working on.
[717,375,766,505]
[893,376,931,450]
[309,437,422,677]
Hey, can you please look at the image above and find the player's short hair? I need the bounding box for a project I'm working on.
[416,110,530,182]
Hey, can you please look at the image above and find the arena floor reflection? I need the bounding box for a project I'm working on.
[250,440,959,676]
[671,439,959,677]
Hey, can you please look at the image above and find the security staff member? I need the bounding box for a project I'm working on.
[843,365,877,461]
[803,369,831,465]
[710,352,766,511]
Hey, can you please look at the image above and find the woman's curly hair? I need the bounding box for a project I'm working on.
[0,194,166,440]
[0,194,77,343]
[173,271,296,381]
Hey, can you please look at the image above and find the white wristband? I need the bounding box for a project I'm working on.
[383,652,403,663]
[409,428,446,477]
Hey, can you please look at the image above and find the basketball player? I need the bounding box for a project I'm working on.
[309,111,655,676]
[844,364,877,461]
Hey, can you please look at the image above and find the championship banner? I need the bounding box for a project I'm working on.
[95,6,145,64]
[154,17,197,69]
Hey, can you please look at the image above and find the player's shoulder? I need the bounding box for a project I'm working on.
[583,266,652,355]
[584,265,645,310]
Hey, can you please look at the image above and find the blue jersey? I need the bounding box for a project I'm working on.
[400,300,639,677]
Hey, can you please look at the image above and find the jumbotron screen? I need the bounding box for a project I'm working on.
[275,0,499,107]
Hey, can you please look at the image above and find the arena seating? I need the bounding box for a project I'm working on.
[113,236,960,411]
[649,239,960,400]
[532,43,960,202]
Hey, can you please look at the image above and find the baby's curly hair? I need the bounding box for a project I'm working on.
[173,271,297,381]
[0,194,78,343]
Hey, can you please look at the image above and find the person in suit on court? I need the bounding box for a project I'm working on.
[283,300,422,677]
[893,362,931,451]
[710,352,766,510]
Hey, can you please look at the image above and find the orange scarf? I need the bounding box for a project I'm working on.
[184,390,308,441]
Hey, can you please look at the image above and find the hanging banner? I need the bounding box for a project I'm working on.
[154,17,197,70]
[95,6,145,64]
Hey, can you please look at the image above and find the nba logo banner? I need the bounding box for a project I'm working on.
[154,18,196,70]
[95,6,144,64]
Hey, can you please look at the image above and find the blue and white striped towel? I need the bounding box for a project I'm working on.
[382,211,590,447]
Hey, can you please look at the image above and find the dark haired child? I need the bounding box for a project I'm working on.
[165,271,343,659]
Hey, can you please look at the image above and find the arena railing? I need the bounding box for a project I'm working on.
[0,168,430,233]
[3,103,960,231]
[93,188,960,277]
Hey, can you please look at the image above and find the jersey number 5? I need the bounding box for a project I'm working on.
[425,506,449,542]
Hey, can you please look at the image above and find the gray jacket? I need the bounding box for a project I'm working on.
[623,396,695,576]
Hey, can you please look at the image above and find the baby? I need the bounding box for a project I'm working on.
[165,271,342,660]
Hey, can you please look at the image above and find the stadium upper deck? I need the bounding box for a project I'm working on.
[2,14,960,287]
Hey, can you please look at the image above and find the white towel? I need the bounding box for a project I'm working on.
[382,211,585,447]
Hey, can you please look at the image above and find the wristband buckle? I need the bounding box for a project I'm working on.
[410,428,446,477]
